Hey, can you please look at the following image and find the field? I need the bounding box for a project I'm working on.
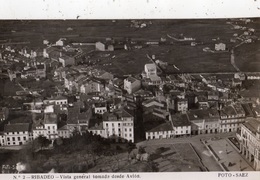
[235,40,260,72]
[0,19,260,75]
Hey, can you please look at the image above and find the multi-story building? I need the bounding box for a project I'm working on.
[186,109,220,135]
[124,76,141,94]
[239,119,260,170]
[2,123,31,146]
[32,113,58,140]
[171,114,191,137]
[88,108,134,143]
[219,103,246,133]
[175,98,188,113]
[57,125,71,139]
[145,122,173,140]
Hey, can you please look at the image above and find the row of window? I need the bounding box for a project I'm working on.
[149,130,189,135]
[7,136,27,141]
[56,101,67,105]
[6,131,27,135]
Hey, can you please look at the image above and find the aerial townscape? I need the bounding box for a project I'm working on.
[0,19,260,173]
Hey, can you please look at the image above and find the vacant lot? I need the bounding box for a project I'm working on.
[144,143,205,172]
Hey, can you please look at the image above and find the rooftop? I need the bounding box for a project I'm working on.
[4,123,30,133]
[243,119,260,135]
[186,109,219,122]
[146,122,173,132]
[44,113,57,124]
[125,76,139,83]
[171,114,191,127]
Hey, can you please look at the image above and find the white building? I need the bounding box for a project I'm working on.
[3,123,31,146]
[186,109,220,135]
[124,76,141,94]
[144,63,157,77]
[145,122,173,140]
[32,113,58,140]
[219,103,246,133]
[176,98,188,113]
[43,96,68,106]
[215,43,226,51]
[239,119,260,170]
[171,114,191,137]
[89,108,135,143]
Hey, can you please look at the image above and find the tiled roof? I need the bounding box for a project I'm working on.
[171,114,191,127]
[146,122,173,132]
[187,109,219,122]
[44,113,57,124]
[243,119,260,135]
[58,125,69,131]
[4,123,30,133]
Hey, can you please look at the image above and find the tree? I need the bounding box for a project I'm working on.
[33,135,51,151]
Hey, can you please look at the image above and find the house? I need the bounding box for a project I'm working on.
[89,108,134,142]
[57,125,71,139]
[247,74,260,80]
[88,123,105,137]
[124,76,141,94]
[56,38,66,46]
[144,63,157,77]
[35,64,46,78]
[170,114,191,137]
[186,109,220,135]
[0,107,9,122]
[92,69,114,81]
[195,95,209,109]
[175,98,188,113]
[59,55,75,67]
[219,103,246,133]
[67,102,92,133]
[95,42,114,51]
[93,102,107,115]
[44,95,68,106]
[102,108,134,142]
[79,78,104,94]
[3,123,31,146]
[215,43,226,51]
[145,122,173,140]
[43,113,58,140]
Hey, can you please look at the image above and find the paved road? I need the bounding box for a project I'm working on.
[137,132,236,171]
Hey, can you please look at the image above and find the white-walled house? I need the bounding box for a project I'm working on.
[145,122,173,140]
[3,123,31,146]
[88,108,135,143]
[124,76,141,94]
[219,103,246,133]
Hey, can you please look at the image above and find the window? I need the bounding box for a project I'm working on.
[48,126,50,130]
[129,128,132,132]
[106,123,108,127]
[118,123,120,126]
[125,128,127,132]
[18,137,20,141]
[12,137,15,141]
[7,137,10,141]
[112,123,114,127]
[129,133,132,137]
[125,134,127,137]
[13,142,15,145]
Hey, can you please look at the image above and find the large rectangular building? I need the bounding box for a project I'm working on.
[239,119,260,170]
